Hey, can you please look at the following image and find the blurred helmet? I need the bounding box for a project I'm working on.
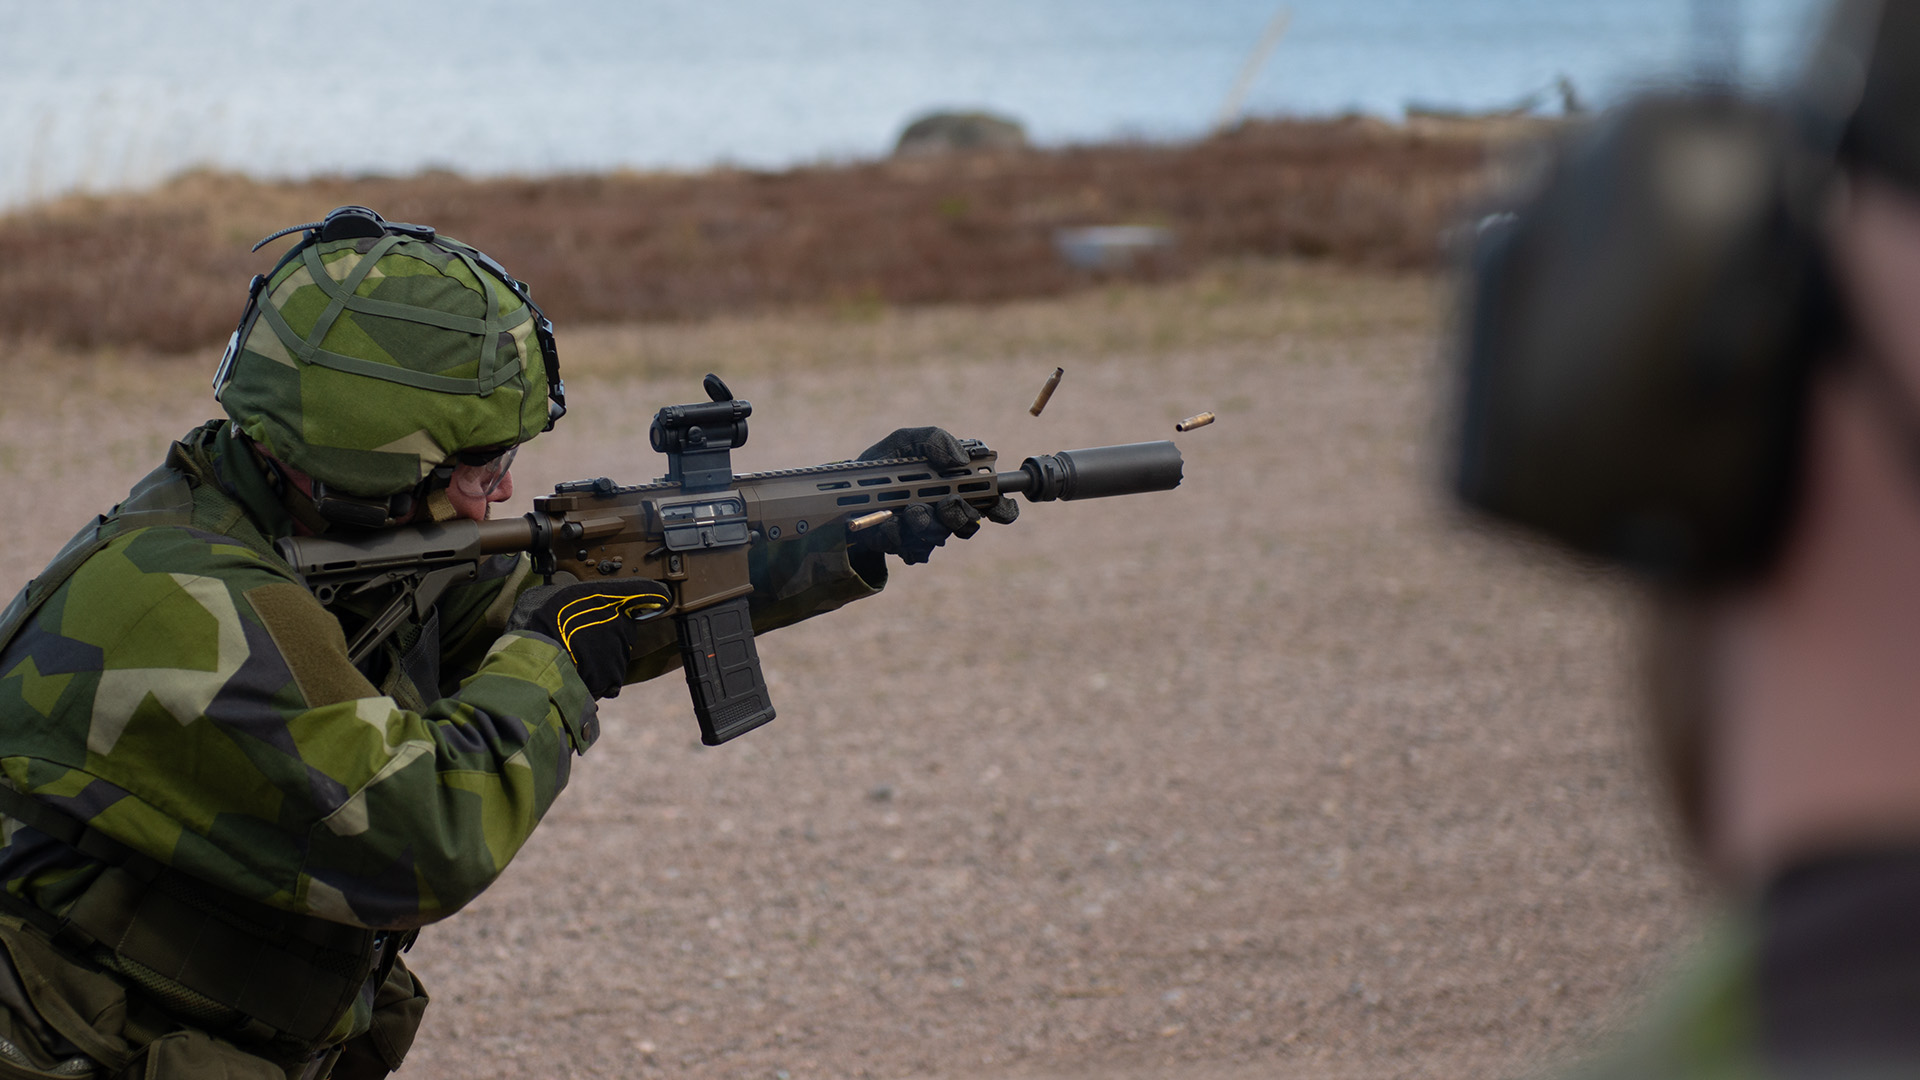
[214,206,565,504]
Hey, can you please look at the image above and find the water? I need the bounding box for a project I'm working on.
[0,0,1830,212]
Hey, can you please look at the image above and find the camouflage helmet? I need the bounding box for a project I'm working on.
[214,206,565,500]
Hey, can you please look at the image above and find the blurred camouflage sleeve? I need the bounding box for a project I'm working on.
[0,525,594,929]
[621,522,883,683]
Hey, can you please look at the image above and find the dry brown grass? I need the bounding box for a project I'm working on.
[0,117,1523,354]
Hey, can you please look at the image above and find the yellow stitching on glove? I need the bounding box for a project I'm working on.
[553,591,671,659]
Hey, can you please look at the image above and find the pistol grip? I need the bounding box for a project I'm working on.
[674,596,777,745]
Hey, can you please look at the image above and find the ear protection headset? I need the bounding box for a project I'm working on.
[1454,0,1908,586]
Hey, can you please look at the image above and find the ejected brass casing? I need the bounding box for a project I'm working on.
[847,509,895,532]
[1029,367,1065,416]
[1176,412,1216,432]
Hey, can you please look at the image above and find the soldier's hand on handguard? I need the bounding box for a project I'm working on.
[507,580,673,698]
[851,427,1019,565]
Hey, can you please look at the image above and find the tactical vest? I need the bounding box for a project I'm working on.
[0,428,400,1065]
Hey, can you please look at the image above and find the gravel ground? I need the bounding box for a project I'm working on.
[0,263,1703,1079]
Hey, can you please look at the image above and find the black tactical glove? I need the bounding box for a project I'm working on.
[852,427,1020,565]
[507,579,672,698]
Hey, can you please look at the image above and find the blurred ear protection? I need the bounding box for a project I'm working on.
[1453,0,1912,587]
[1456,94,1834,584]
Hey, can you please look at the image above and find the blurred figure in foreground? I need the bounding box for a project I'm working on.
[1456,1,1920,1074]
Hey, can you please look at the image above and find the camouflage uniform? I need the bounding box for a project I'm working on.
[1561,927,1767,1080]
[1567,854,1920,1080]
[0,226,883,1077]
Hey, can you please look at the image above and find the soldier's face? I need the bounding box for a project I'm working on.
[446,461,515,521]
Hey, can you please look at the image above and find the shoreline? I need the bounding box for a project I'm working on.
[0,116,1536,355]
[4,110,1554,217]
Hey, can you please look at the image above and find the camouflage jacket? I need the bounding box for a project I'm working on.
[0,421,881,935]
[1561,925,1768,1080]
[1567,862,1920,1080]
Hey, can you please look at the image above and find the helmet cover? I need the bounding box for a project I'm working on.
[219,232,551,497]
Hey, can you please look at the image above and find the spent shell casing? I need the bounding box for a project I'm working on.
[848,509,894,533]
[1029,367,1065,416]
[1175,411,1216,432]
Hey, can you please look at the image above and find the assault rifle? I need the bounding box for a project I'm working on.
[278,375,1184,745]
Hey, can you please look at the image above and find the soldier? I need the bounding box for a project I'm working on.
[1456,2,1920,1075]
[0,206,1013,1078]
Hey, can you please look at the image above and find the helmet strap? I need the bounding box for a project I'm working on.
[423,486,459,524]
[310,482,416,531]
[307,464,463,530]
[283,489,336,537]
[246,438,415,532]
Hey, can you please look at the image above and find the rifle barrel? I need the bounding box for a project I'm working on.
[476,515,540,554]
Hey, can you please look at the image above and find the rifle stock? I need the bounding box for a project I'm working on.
[279,377,1184,744]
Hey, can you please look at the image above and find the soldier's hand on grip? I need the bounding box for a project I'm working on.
[853,427,1019,565]
[507,579,672,698]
